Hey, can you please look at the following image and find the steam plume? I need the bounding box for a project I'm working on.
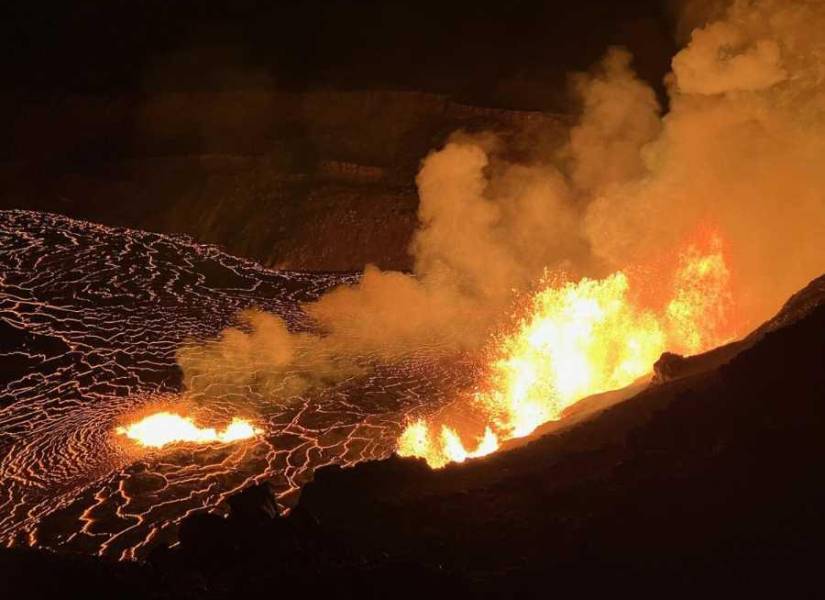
[180,0,825,404]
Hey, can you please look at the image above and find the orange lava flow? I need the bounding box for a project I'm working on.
[398,237,736,468]
[116,412,262,448]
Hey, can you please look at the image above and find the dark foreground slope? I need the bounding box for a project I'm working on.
[3,278,825,598]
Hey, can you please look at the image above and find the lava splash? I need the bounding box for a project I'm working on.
[116,412,262,448]
[398,235,737,468]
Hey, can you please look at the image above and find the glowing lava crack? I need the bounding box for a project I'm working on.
[0,210,455,561]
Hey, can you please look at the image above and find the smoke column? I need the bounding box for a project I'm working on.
[179,0,825,402]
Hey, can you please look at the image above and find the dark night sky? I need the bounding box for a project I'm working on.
[2,0,679,109]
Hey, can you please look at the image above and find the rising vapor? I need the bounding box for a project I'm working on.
[179,0,825,432]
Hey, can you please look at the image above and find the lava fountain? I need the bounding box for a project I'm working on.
[116,412,262,448]
[398,233,737,468]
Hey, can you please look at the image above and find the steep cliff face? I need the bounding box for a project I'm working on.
[1,90,567,270]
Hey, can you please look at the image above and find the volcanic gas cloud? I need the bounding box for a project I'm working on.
[176,0,825,467]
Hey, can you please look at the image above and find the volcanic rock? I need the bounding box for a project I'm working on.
[177,513,234,562]
[652,351,687,383]
[227,482,280,524]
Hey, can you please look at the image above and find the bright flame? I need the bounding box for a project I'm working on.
[116,412,262,448]
[398,421,500,469]
[398,239,735,468]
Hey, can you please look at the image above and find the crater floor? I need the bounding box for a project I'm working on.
[0,210,468,560]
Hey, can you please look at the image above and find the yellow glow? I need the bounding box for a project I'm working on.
[398,240,735,468]
[116,412,262,448]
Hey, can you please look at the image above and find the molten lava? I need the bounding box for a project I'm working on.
[116,412,262,448]
[398,238,736,468]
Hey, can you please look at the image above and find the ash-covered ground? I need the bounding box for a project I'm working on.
[0,210,472,559]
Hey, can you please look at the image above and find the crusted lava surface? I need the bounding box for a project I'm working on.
[0,210,473,560]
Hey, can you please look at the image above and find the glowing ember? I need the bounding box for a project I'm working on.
[398,240,736,468]
[116,412,262,448]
